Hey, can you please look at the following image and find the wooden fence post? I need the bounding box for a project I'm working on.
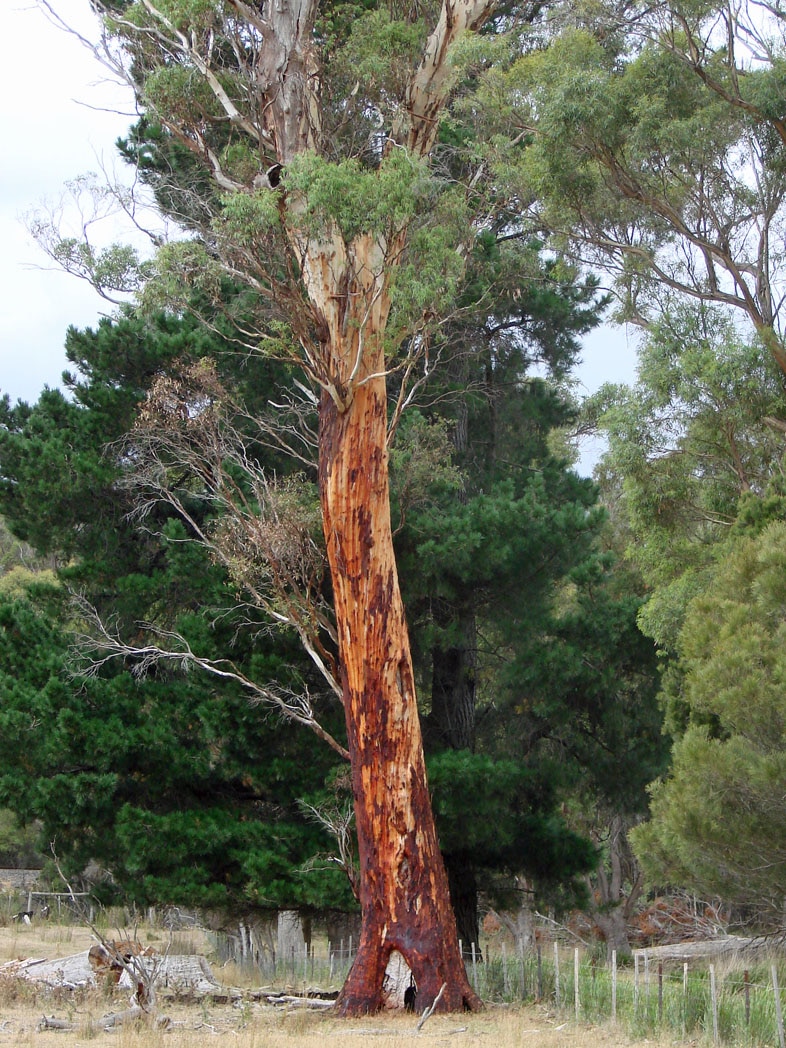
[658,961,663,1022]
[773,964,785,1048]
[634,952,639,1016]
[554,943,560,1009]
[710,964,719,1044]
[744,970,750,1027]
[644,950,650,1008]
[611,950,617,1023]
[574,948,580,1021]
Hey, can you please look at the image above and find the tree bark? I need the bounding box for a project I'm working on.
[594,907,635,963]
[424,611,477,753]
[319,354,480,1015]
[423,608,480,950]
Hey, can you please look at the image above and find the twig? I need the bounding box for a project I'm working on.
[534,911,592,948]
[416,982,446,1031]
[49,842,84,915]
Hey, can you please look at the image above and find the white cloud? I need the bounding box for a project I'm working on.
[1,1,140,403]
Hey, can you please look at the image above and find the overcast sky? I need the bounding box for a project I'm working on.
[1,2,638,469]
[1,2,143,404]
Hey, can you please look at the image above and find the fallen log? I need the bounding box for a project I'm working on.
[38,1016,76,1031]
[3,951,340,1010]
[8,953,95,989]
[260,992,336,1009]
[1,951,220,995]
[37,1007,172,1032]
[97,1005,145,1028]
[118,953,220,996]
[634,935,786,969]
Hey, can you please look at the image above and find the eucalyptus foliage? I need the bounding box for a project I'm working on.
[632,522,786,917]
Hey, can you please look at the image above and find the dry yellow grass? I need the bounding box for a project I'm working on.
[0,996,676,1048]
[0,921,680,1048]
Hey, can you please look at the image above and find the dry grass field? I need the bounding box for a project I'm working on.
[0,921,681,1048]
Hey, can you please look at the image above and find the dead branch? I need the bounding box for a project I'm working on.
[70,596,349,761]
[298,800,359,898]
[416,982,447,1031]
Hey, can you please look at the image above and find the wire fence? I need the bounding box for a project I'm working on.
[460,943,786,1048]
[206,926,786,1046]
[3,889,784,1044]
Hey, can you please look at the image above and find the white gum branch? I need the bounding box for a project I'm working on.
[73,600,349,760]
[138,0,268,147]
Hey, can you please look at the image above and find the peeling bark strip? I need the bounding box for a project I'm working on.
[319,361,480,1015]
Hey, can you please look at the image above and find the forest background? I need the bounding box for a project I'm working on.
[0,0,785,1012]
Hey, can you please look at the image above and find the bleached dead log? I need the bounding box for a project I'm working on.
[100,1005,145,1027]
[38,1016,76,1031]
[5,952,95,988]
[2,951,220,995]
[118,953,220,995]
[261,993,336,1009]
[37,1007,171,1032]
[634,935,786,969]
[100,1005,171,1028]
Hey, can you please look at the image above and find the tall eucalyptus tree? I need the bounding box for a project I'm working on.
[71,0,509,1013]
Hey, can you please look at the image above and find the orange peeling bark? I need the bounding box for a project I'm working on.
[319,348,481,1016]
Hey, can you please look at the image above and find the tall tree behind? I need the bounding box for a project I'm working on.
[591,303,786,652]
[66,0,585,1012]
[588,302,786,928]
[631,520,786,922]
[462,1,786,377]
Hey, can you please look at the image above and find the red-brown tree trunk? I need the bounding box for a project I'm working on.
[319,349,481,1016]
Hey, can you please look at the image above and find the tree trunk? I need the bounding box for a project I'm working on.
[594,907,634,963]
[424,610,477,753]
[446,859,481,956]
[258,0,494,1013]
[493,877,537,958]
[587,815,644,962]
[423,608,479,950]
[319,359,480,1016]
[276,911,307,968]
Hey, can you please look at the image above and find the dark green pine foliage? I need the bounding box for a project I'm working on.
[391,230,631,941]
[0,587,349,909]
[492,554,667,812]
[0,313,351,912]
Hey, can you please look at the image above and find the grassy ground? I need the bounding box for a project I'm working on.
[0,994,667,1048]
[0,921,693,1048]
